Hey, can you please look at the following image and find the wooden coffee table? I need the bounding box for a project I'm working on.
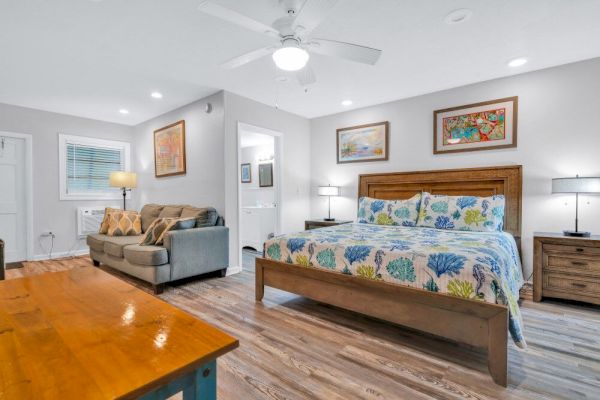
[0,267,238,399]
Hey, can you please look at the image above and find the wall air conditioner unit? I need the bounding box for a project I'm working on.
[77,207,106,238]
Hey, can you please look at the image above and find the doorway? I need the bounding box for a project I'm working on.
[237,123,282,270]
[0,132,33,263]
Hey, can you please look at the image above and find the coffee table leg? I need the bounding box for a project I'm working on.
[186,360,216,400]
[140,360,217,400]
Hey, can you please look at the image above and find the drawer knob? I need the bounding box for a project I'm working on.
[572,261,587,266]
[571,282,587,288]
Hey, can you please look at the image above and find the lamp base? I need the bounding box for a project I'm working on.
[323,218,335,222]
[563,230,591,238]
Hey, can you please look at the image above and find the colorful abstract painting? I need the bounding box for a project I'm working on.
[337,121,389,163]
[434,97,517,154]
[154,120,186,177]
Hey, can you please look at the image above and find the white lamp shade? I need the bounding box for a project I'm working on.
[318,185,340,196]
[552,176,600,194]
[109,171,137,188]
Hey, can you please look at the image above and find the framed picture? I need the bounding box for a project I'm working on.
[259,163,273,187]
[241,163,251,183]
[433,96,518,154]
[154,120,186,177]
[337,121,389,164]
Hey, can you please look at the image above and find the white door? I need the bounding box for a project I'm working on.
[0,136,27,262]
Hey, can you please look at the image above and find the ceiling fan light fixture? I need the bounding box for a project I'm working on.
[272,44,309,71]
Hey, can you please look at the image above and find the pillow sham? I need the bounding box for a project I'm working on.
[357,193,421,226]
[106,210,142,236]
[417,193,505,232]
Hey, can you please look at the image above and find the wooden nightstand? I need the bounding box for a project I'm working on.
[533,232,600,305]
[305,219,352,230]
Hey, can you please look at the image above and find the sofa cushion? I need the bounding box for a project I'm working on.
[104,236,142,258]
[158,205,184,219]
[180,206,218,227]
[87,233,107,252]
[124,244,168,266]
[140,204,164,233]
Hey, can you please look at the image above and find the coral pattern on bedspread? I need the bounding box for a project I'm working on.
[264,223,526,347]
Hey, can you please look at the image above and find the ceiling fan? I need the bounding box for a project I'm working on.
[198,0,382,86]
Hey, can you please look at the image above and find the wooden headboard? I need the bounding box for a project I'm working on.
[358,165,522,238]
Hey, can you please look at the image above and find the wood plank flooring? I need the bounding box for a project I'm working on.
[6,255,600,399]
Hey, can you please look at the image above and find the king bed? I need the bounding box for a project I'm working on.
[255,165,523,387]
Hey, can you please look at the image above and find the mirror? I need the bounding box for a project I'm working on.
[259,163,273,187]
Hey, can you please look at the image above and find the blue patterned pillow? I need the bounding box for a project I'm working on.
[416,193,505,232]
[357,194,421,226]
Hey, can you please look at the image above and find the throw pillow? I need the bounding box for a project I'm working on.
[107,211,142,236]
[99,207,120,234]
[417,193,505,232]
[357,193,422,226]
[139,217,174,246]
[155,217,197,245]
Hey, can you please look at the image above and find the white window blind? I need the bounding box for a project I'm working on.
[59,134,131,200]
[66,142,123,194]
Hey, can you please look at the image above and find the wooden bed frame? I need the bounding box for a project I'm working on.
[256,165,522,387]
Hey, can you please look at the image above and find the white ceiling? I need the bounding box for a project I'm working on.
[1,0,600,125]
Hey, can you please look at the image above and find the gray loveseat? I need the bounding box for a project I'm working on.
[87,204,228,294]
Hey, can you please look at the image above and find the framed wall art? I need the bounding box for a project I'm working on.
[433,96,518,154]
[336,121,389,164]
[241,163,251,183]
[154,120,186,177]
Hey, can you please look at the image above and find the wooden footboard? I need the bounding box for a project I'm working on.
[255,257,508,387]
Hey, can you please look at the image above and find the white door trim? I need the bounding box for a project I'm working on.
[0,131,34,261]
[236,122,283,271]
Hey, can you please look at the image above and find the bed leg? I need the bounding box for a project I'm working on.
[255,262,264,302]
[487,310,508,387]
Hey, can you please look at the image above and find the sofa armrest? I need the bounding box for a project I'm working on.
[163,226,229,281]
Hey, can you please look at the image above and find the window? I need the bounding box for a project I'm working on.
[59,134,131,200]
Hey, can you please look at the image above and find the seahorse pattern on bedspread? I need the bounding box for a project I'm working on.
[263,223,526,348]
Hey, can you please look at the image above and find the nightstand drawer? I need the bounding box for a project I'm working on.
[543,272,600,298]
[545,255,600,276]
[543,244,600,256]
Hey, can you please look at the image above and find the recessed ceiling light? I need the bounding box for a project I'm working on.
[444,9,473,25]
[508,58,528,68]
[151,92,163,99]
[119,109,129,115]
[341,100,353,106]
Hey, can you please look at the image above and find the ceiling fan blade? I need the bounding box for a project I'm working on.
[220,47,275,69]
[293,0,339,36]
[198,1,279,38]
[295,65,316,86]
[308,39,382,65]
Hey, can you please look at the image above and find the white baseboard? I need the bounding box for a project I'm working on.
[226,265,242,275]
[32,248,89,261]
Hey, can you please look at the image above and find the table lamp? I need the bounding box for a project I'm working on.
[318,184,340,221]
[552,175,600,237]
[110,171,137,210]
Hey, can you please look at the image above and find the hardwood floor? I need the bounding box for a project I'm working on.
[6,255,600,399]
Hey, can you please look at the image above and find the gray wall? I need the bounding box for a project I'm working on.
[132,91,225,213]
[310,57,600,279]
[224,92,311,268]
[0,102,134,258]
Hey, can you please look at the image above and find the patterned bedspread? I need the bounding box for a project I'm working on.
[263,223,526,347]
